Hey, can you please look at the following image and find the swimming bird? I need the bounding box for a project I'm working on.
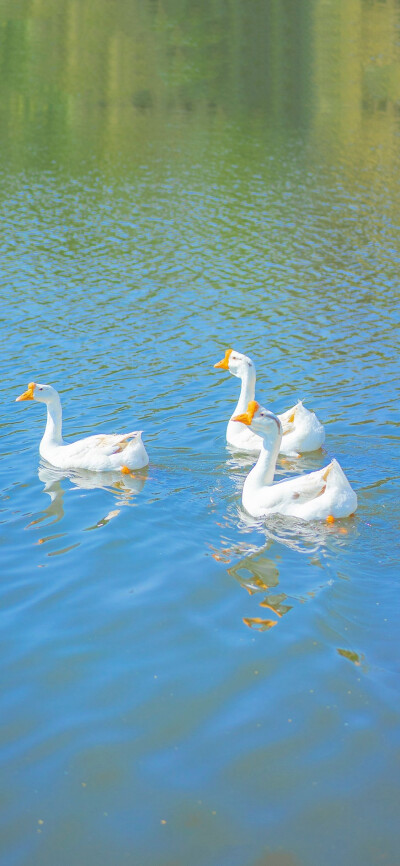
[214,349,325,456]
[233,400,356,521]
[16,382,148,472]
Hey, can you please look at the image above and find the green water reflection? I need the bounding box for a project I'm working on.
[1,0,400,171]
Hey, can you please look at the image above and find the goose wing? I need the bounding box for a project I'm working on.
[278,402,300,434]
[63,431,141,460]
[266,465,330,511]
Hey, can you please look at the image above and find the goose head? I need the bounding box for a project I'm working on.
[16,382,59,405]
[233,400,282,438]
[214,348,255,379]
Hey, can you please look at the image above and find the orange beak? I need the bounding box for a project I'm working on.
[214,348,232,370]
[16,382,36,402]
[233,400,259,425]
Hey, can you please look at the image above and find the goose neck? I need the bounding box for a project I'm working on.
[244,433,281,493]
[42,396,63,447]
[232,366,256,417]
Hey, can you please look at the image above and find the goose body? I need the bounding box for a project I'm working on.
[234,400,357,521]
[16,382,149,472]
[214,349,325,456]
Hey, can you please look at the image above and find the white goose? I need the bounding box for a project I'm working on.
[214,349,325,456]
[16,382,149,472]
[233,400,357,521]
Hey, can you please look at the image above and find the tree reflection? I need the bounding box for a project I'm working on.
[1,0,399,168]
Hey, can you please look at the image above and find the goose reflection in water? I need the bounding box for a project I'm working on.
[214,523,352,632]
[227,541,293,631]
[31,462,148,529]
[236,506,349,554]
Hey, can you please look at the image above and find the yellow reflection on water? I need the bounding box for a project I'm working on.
[312,0,400,168]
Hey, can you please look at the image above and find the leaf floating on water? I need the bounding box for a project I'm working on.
[243,617,277,631]
[337,648,364,666]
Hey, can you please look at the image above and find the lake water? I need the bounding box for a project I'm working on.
[1,2,400,864]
